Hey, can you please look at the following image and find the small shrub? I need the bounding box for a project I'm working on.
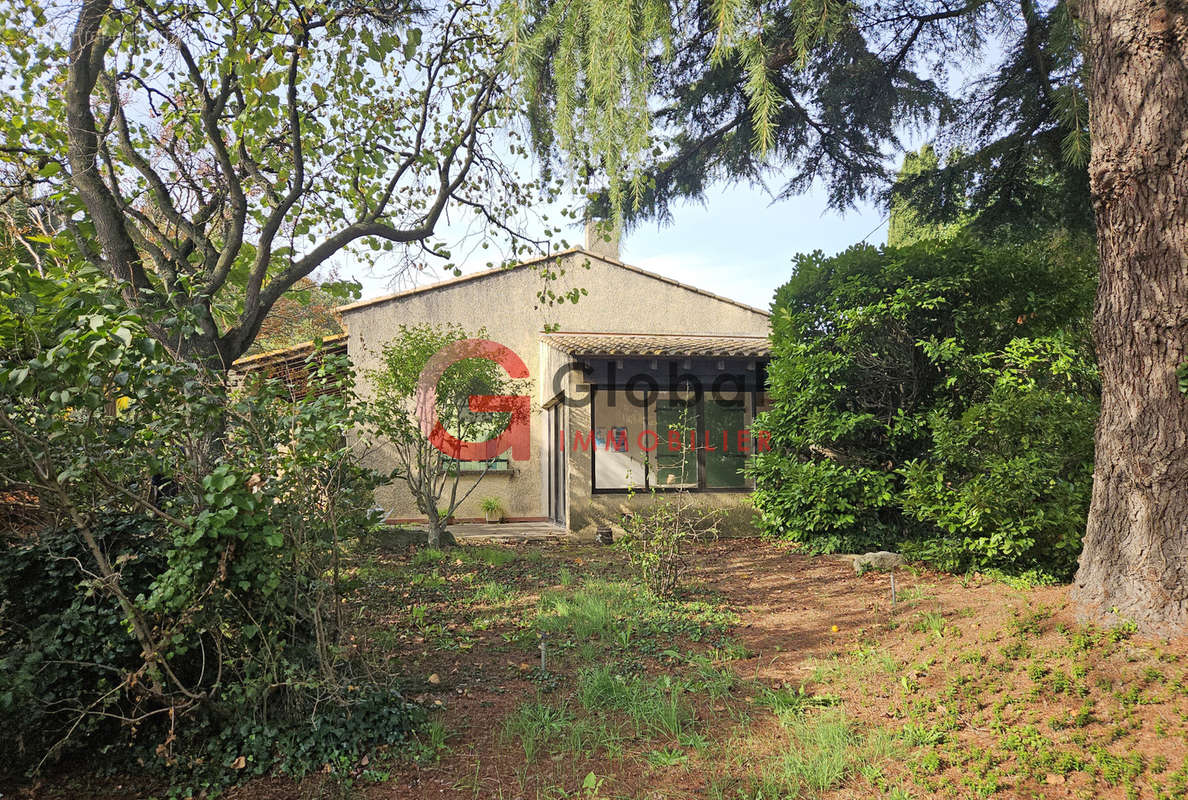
[619,491,721,595]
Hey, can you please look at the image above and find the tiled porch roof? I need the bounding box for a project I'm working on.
[541,331,770,358]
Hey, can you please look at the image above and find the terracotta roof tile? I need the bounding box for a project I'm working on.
[541,331,770,358]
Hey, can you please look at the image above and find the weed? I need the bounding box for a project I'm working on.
[688,655,739,699]
[646,747,690,767]
[563,718,624,759]
[459,546,516,566]
[411,547,447,568]
[913,611,945,637]
[755,685,840,723]
[709,638,754,661]
[1109,618,1139,642]
[779,710,854,796]
[408,720,451,764]
[577,666,694,739]
[537,581,647,640]
[899,722,946,747]
[504,699,573,760]
[898,584,936,604]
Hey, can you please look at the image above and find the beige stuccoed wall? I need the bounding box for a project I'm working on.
[340,248,770,531]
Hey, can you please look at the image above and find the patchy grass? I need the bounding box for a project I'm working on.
[46,537,1187,800]
[341,540,1188,800]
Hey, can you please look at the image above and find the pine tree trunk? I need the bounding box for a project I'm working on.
[1072,0,1188,636]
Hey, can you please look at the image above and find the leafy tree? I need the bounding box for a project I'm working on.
[238,275,356,355]
[510,0,1085,226]
[886,146,969,247]
[751,234,1099,580]
[523,0,1188,634]
[0,261,412,784]
[0,0,553,370]
[368,324,524,548]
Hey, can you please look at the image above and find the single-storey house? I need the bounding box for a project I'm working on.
[239,229,772,535]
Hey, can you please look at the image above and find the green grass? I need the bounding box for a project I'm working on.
[458,545,517,567]
[914,611,946,636]
[504,697,627,762]
[745,710,905,799]
[470,580,515,605]
[577,665,694,739]
[503,698,574,761]
[535,579,737,644]
[411,547,448,568]
[537,580,653,640]
[780,710,854,795]
[688,654,739,699]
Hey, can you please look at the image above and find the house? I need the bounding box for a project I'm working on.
[335,228,772,536]
[230,333,349,400]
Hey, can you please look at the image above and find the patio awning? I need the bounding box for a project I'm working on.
[541,331,770,358]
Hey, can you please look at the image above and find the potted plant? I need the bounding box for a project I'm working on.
[480,497,504,523]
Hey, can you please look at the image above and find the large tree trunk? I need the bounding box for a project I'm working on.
[1072,0,1188,636]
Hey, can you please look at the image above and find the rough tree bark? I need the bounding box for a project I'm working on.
[1072,0,1188,636]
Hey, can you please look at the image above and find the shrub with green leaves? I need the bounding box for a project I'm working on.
[751,235,1098,580]
[0,263,419,787]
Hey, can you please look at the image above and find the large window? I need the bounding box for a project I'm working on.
[591,387,649,490]
[591,384,756,492]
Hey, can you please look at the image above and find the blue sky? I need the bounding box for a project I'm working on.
[348,181,887,312]
[622,183,886,311]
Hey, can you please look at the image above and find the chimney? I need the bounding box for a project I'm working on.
[584,219,621,261]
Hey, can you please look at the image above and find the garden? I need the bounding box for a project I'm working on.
[4,0,1188,792]
[22,536,1188,799]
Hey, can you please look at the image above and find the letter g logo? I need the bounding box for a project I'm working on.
[415,339,531,461]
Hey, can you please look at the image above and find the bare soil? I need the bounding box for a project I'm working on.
[18,539,1188,799]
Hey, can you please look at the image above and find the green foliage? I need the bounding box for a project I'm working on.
[755,685,840,722]
[886,146,970,247]
[503,0,671,214]
[519,0,1089,244]
[750,459,898,552]
[367,323,520,546]
[618,491,721,595]
[0,0,552,367]
[0,514,167,770]
[535,579,736,643]
[576,666,694,738]
[503,698,575,760]
[0,265,418,786]
[751,235,1098,579]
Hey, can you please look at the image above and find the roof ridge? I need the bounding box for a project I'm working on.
[544,331,769,338]
[232,333,348,367]
[334,248,771,317]
[334,248,582,314]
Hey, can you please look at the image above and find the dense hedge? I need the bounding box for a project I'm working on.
[751,235,1099,581]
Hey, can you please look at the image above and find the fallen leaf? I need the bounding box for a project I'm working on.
[427,673,441,685]
[231,756,246,770]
